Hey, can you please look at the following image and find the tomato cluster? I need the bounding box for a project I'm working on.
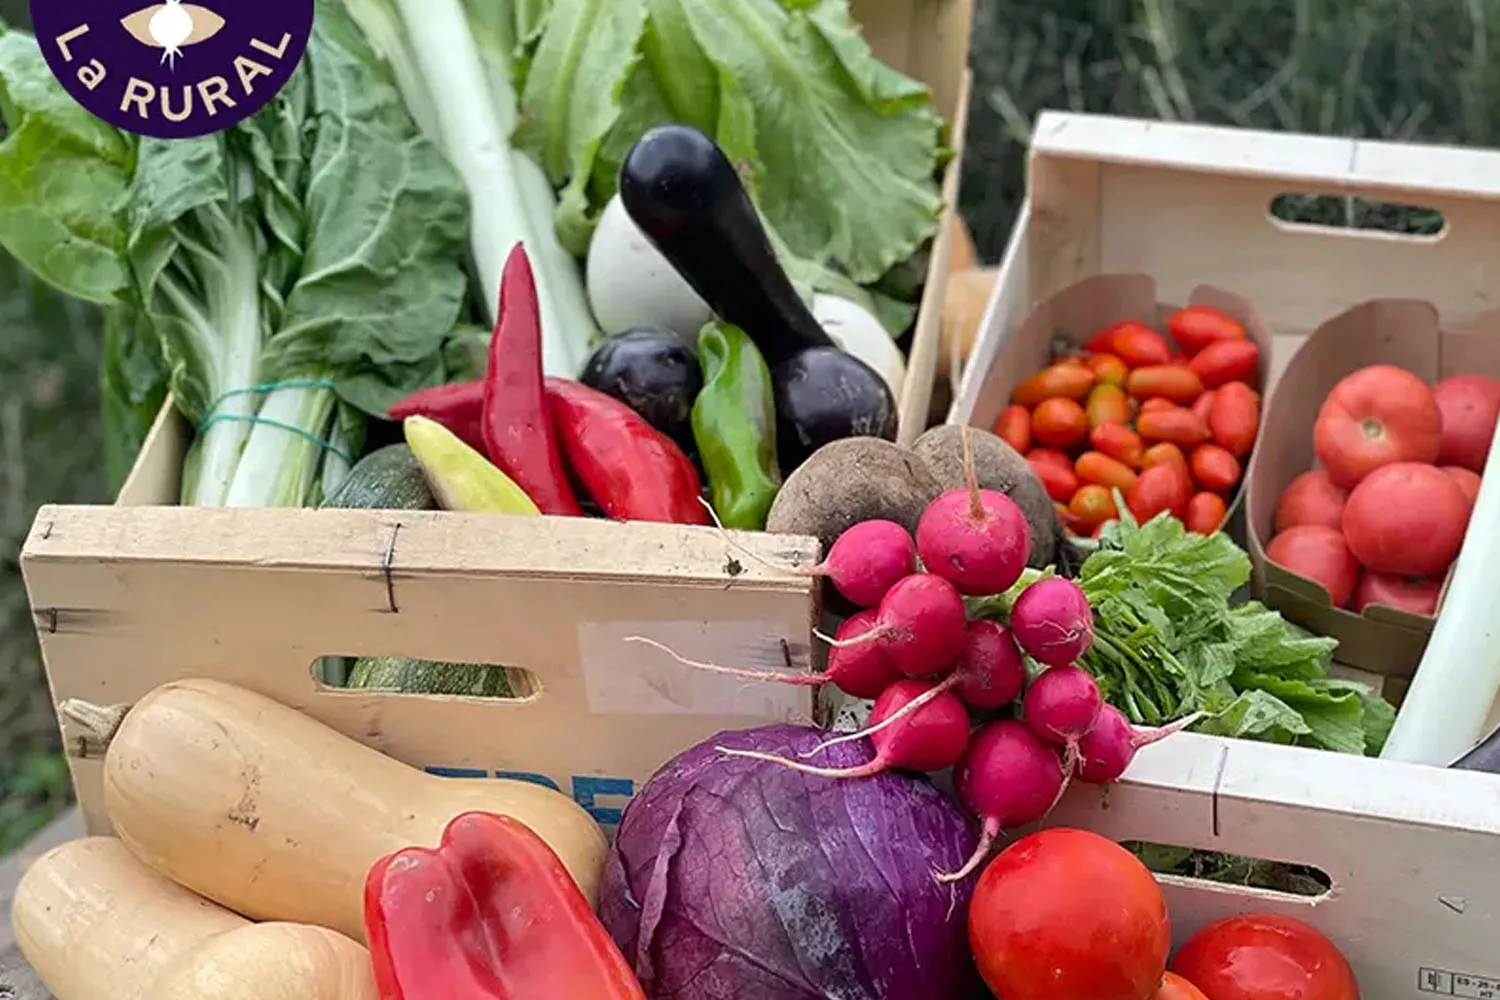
[995,306,1263,538]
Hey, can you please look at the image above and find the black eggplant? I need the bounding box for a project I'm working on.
[772,347,898,475]
[618,124,835,368]
[580,325,702,448]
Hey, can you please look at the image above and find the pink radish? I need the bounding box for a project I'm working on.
[915,427,1031,596]
[698,502,916,607]
[1022,663,1103,779]
[827,572,968,677]
[717,678,971,778]
[953,619,1027,710]
[624,610,901,701]
[1009,576,1094,667]
[1076,704,1205,783]
[798,619,1027,759]
[937,719,1065,882]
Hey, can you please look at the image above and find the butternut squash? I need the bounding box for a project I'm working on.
[11,836,377,1000]
[98,678,607,942]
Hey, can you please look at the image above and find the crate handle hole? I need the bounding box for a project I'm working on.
[1268,192,1447,242]
[310,656,540,701]
[1122,840,1333,901]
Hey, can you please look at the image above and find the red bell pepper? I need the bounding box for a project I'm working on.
[389,381,486,454]
[364,811,644,1000]
[483,246,583,516]
[545,377,711,526]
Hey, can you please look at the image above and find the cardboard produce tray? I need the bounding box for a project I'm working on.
[17,0,973,840]
[951,111,1500,997]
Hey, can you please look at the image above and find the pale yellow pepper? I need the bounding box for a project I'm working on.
[402,416,540,515]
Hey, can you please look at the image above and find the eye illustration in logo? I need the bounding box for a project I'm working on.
[120,0,226,67]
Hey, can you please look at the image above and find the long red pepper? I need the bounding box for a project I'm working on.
[389,382,486,454]
[483,245,583,515]
[545,377,711,526]
[364,811,645,1000]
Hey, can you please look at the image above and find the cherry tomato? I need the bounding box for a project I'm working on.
[1138,397,1176,416]
[994,404,1033,453]
[1029,456,1080,503]
[970,829,1170,1000]
[1138,406,1210,447]
[1211,381,1261,457]
[1069,484,1119,534]
[1189,339,1261,389]
[1091,423,1145,467]
[1191,388,1217,424]
[1087,352,1130,387]
[1128,463,1192,522]
[1126,364,1204,405]
[1153,971,1212,1000]
[1083,325,1124,353]
[1185,492,1228,535]
[1190,443,1242,493]
[1033,397,1090,449]
[1013,363,1096,408]
[1087,383,1133,429]
[1142,442,1191,480]
[1076,451,1139,492]
[1171,914,1358,1000]
[1028,447,1074,471]
[1167,305,1247,358]
[1111,323,1173,368]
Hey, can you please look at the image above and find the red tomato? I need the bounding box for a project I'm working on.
[1189,444,1242,494]
[1191,388,1218,425]
[1153,971,1212,1000]
[1088,352,1130,387]
[1128,464,1192,523]
[1034,397,1090,449]
[1210,382,1260,457]
[1028,447,1074,471]
[1142,442,1190,481]
[1442,465,1482,507]
[1014,363,1096,408]
[1069,484,1119,534]
[994,404,1033,453]
[1433,374,1500,472]
[1138,406,1210,448]
[1172,914,1358,1000]
[970,829,1170,1000]
[1030,456,1081,503]
[1185,492,1228,535]
[1188,339,1261,389]
[1342,462,1470,577]
[1314,365,1441,488]
[1266,525,1361,607]
[1077,451,1139,492]
[1274,470,1348,534]
[1126,365,1204,405]
[1088,383,1134,429]
[1167,305,1247,358]
[1112,324,1173,368]
[1354,571,1442,617]
[1092,423,1146,467]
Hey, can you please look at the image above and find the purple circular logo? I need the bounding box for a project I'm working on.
[30,0,314,139]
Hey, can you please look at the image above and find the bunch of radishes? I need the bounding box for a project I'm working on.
[660,431,1196,879]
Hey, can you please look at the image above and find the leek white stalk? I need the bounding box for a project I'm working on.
[389,0,595,376]
[1380,418,1500,765]
[222,379,339,508]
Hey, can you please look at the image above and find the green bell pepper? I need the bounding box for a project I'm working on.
[691,322,783,530]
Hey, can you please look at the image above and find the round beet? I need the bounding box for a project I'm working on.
[1009,577,1094,667]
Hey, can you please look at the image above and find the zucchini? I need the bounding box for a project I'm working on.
[320,444,436,510]
[347,657,518,698]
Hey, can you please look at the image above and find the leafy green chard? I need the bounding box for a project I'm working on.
[0,2,475,506]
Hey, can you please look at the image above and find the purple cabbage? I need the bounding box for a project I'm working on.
[599,724,983,999]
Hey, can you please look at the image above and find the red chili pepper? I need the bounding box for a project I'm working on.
[364,811,644,1000]
[483,246,583,516]
[389,381,486,454]
[545,377,711,525]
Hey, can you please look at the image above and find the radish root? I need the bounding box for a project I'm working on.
[800,673,960,758]
[961,424,984,521]
[715,746,885,780]
[697,497,825,578]
[935,815,1001,884]
[626,635,825,686]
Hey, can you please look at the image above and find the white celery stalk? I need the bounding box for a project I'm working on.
[222,378,339,507]
[1380,419,1500,765]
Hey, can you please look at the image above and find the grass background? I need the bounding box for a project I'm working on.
[0,0,1494,851]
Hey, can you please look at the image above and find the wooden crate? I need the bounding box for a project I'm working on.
[19,0,974,838]
[950,111,1500,998]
